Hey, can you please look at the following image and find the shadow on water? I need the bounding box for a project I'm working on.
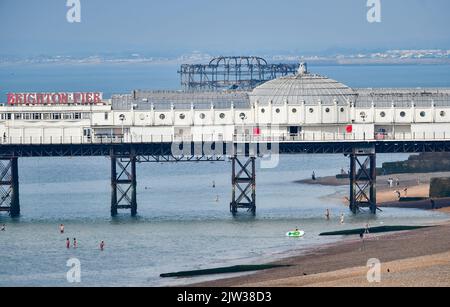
[109,214,141,225]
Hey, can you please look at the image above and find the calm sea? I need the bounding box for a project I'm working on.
[0,63,449,286]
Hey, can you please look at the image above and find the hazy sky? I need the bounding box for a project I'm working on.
[1,0,450,56]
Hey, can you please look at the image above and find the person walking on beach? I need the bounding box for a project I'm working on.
[100,241,105,251]
[59,224,65,234]
[312,171,316,181]
[395,177,400,187]
[73,238,78,249]
[360,231,366,251]
[66,238,70,249]
[388,178,394,189]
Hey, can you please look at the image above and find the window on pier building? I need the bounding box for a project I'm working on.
[52,113,62,120]
[2,112,90,121]
[1,113,12,120]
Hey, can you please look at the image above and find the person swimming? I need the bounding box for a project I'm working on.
[100,241,105,251]
[73,238,78,249]
[325,209,330,220]
[60,224,65,234]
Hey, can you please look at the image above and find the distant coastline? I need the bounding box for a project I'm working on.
[1,49,450,66]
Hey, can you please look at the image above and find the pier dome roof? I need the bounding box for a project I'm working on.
[250,63,356,105]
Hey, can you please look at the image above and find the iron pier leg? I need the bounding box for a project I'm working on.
[130,155,137,216]
[110,154,138,217]
[348,147,377,214]
[111,156,118,217]
[0,157,20,217]
[369,153,377,214]
[230,155,256,215]
[349,153,357,214]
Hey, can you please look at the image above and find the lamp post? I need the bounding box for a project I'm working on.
[239,112,247,141]
[119,114,125,141]
[360,112,367,140]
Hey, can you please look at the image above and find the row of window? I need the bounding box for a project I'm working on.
[375,110,446,118]
[152,107,347,121]
[0,112,91,121]
[136,108,449,121]
[262,107,346,114]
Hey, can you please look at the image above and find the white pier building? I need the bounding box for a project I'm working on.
[2,63,450,145]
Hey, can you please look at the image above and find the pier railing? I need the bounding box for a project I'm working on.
[2,131,450,145]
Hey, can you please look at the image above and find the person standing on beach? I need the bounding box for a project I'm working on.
[340,213,345,224]
[59,224,65,234]
[312,171,316,181]
[66,238,70,249]
[431,199,436,210]
[395,177,400,187]
[365,223,370,235]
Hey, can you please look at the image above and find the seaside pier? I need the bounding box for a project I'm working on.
[2,61,450,217]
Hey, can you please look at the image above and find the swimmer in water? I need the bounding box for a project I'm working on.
[73,238,78,249]
[60,224,65,234]
[325,209,330,221]
[100,241,105,251]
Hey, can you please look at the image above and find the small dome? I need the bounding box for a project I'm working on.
[250,63,356,105]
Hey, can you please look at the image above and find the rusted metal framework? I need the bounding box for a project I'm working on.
[179,56,298,90]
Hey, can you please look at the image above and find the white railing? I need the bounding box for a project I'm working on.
[1,132,450,145]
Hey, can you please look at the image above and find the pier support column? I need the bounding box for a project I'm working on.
[0,157,20,217]
[110,154,138,217]
[230,156,256,215]
[349,147,377,214]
